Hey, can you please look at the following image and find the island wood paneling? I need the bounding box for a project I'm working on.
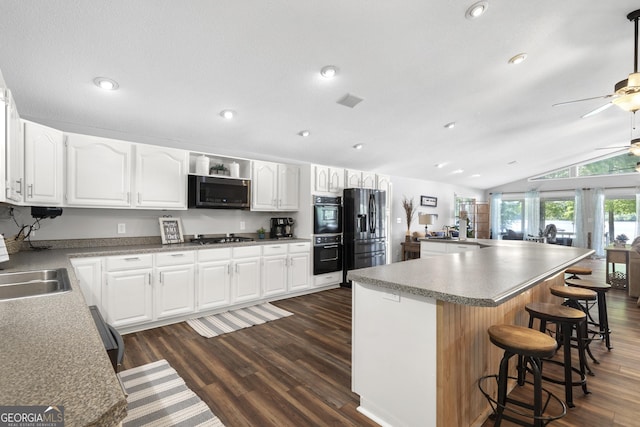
[436,272,565,427]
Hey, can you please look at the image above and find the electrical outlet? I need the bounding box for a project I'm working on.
[117,223,126,234]
[396,217,402,223]
[239,221,246,230]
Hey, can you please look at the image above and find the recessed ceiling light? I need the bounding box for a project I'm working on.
[444,122,456,129]
[508,53,528,65]
[452,169,464,174]
[298,130,310,137]
[320,65,338,79]
[465,1,488,19]
[434,163,446,168]
[219,109,236,120]
[93,77,119,91]
[470,174,481,178]
[353,143,363,150]
[507,160,517,165]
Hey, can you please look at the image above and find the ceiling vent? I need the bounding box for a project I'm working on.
[337,93,364,108]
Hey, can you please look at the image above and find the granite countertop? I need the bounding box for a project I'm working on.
[347,239,594,307]
[0,237,311,426]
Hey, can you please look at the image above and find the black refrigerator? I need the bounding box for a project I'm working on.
[343,188,387,286]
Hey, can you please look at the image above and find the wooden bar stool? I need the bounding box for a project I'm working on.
[566,279,613,350]
[524,302,591,408]
[549,285,599,366]
[479,324,566,426]
[564,266,592,280]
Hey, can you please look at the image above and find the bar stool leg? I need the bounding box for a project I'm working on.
[495,350,512,426]
[529,356,544,427]
[598,292,613,350]
[560,322,574,408]
[577,319,591,396]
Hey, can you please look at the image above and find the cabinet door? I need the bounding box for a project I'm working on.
[156,265,195,319]
[376,174,392,208]
[232,257,261,303]
[23,120,64,205]
[135,144,188,209]
[329,168,345,193]
[361,171,376,189]
[197,260,231,310]
[5,96,22,204]
[65,133,132,207]
[104,269,153,328]
[345,169,362,188]
[71,257,103,310]
[314,165,330,193]
[278,164,300,210]
[288,252,310,291]
[263,255,287,297]
[252,160,278,210]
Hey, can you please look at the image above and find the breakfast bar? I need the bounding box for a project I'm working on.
[347,239,593,427]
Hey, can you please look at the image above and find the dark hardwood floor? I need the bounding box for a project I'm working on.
[122,258,640,426]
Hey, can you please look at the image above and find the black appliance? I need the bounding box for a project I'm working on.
[343,188,386,285]
[313,234,343,275]
[89,305,124,373]
[313,195,342,234]
[190,236,254,245]
[188,175,251,209]
[270,217,294,239]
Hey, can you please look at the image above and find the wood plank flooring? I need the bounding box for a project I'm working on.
[122,258,640,426]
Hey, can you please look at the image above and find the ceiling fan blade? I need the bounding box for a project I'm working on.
[595,145,629,150]
[552,94,614,107]
[581,102,615,118]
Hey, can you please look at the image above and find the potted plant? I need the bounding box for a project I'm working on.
[210,164,227,175]
[257,227,266,239]
[615,234,629,247]
[402,196,416,241]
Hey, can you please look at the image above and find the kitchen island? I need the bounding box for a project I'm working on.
[347,239,593,427]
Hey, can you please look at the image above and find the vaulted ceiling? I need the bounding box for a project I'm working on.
[2,1,640,189]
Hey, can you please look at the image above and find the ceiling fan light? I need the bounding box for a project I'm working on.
[629,139,640,156]
[612,92,640,112]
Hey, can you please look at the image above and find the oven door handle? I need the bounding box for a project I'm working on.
[321,257,339,262]
[320,244,340,249]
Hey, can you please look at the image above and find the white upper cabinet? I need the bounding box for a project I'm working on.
[376,174,392,210]
[313,165,344,194]
[4,92,21,204]
[345,169,362,188]
[23,120,64,206]
[65,133,132,207]
[252,160,299,211]
[134,144,187,209]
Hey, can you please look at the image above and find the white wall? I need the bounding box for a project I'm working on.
[388,175,484,262]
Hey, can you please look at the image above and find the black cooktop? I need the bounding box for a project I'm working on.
[191,236,255,245]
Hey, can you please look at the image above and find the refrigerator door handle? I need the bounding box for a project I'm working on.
[369,194,377,234]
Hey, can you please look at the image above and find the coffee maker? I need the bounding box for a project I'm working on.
[270,217,294,239]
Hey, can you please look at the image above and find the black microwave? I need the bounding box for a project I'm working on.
[188,175,251,209]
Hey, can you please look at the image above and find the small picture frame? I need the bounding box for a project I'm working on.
[421,196,438,207]
[159,217,184,244]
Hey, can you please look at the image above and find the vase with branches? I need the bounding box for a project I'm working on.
[402,196,416,238]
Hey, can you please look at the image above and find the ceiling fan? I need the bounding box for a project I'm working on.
[553,9,640,119]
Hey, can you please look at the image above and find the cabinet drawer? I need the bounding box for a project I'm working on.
[105,254,153,271]
[420,242,447,253]
[447,244,478,253]
[232,245,262,258]
[263,244,288,256]
[155,251,195,266]
[313,273,341,287]
[288,242,311,253]
[197,247,232,262]
[608,250,628,264]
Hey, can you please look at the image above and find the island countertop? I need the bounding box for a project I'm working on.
[347,239,594,306]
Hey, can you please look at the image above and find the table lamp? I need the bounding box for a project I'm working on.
[419,213,437,237]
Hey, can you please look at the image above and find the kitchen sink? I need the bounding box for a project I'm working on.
[0,268,71,300]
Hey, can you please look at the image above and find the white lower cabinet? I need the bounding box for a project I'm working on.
[232,246,262,303]
[288,242,310,291]
[155,251,195,319]
[105,267,153,328]
[420,241,480,258]
[70,257,103,311]
[197,248,232,310]
[263,244,288,297]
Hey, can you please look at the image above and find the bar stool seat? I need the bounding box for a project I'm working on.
[479,324,566,426]
[566,279,613,350]
[525,302,590,408]
[549,285,599,366]
[564,266,592,280]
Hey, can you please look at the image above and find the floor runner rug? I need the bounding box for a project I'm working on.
[186,302,294,338]
[118,359,224,427]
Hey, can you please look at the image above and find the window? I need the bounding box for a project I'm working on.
[530,151,636,182]
[604,198,637,244]
[541,199,575,244]
[500,200,523,233]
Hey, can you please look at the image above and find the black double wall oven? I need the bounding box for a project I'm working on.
[313,196,343,276]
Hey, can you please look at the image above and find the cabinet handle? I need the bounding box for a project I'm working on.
[27,184,33,198]
[16,179,22,194]
[235,264,239,274]
[171,253,184,257]
[159,272,163,284]
[127,192,130,204]
[271,246,281,249]
[124,257,140,261]
[147,273,151,285]
[137,192,141,204]
[227,264,231,275]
